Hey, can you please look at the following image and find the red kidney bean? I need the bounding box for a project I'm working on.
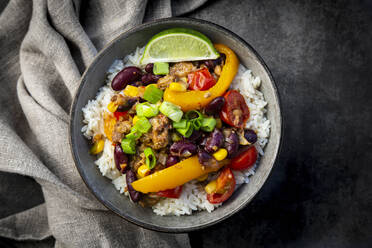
[244,129,257,144]
[114,144,128,173]
[170,141,197,157]
[111,66,142,91]
[166,156,179,167]
[145,63,154,73]
[204,96,225,115]
[126,170,141,202]
[197,149,214,166]
[225,131,239,158]
[141,73,161,85]
[184,130,203,143]
[204,129,224,153]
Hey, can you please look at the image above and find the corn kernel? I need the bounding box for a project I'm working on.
[132,115,139,125]
[90,139,105,155]
[123,85,139,97]
[205,180,217,194]
[137,164,151,178]
[169,82,187,92]
[107,102,118,112]
[213,148,228,161]
[197,174,208,182]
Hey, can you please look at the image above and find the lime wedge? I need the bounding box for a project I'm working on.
[140,28,219,64]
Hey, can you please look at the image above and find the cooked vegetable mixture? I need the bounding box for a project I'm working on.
[82,29,270,214]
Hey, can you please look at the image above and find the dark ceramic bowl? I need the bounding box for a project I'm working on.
[70,18,282,232]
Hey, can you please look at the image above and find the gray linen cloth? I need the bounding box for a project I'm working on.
[0,0,206,247]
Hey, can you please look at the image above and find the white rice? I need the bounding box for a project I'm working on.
[81,47,270,216]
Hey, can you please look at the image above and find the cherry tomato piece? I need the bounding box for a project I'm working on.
[229,146,257,171]
[188,68,216,91]
[207,167,236,204]
[157,186,183,199]
[220,90,249,128]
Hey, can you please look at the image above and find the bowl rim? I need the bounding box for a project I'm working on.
[69,17,283,233]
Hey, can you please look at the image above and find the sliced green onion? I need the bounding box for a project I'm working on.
[192,119,202,131]
[153,62,169,75]
[121,138,136,154]
[185,110,203,120]
[136,102,159,118]
[159,101,183,122]
[143,85,163,103]
[144,147,156,169]
[201,117,217,132]
[134,117,151,133]
[185,110,203,131]
[176,120,193,138]
[172,119,187,129]
[125,126,142,140]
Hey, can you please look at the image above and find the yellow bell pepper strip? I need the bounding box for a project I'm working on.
[131,156,229,193]
[163,44,239,112]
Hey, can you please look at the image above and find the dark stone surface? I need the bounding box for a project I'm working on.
[1,0,372,247]
[187,0,372,247]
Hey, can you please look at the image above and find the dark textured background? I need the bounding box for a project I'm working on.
[1,0,372,247]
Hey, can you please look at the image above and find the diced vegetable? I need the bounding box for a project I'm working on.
[137,164,151,178]
[159,101,183,122]
[125,126,142,140]
[103,113,116,141]
[136,102,159,117]
[172,119,187,129]
[213,148,228,161]
[143,84,163,103]
[123,85,139,97]
[201,117,217,132]
[132,115,139,125]
[188,68,216,91]
[192,119,202,130]
[121,138,136,154]
[90,139,105,155]
[144,147,156,169]
[153,62,169,75]
[107,102,118,112]
[131,156,227,193]
[185,110,204,131]
[175,120,193,138]
[114,111,128,120]
[134,117,151,133]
